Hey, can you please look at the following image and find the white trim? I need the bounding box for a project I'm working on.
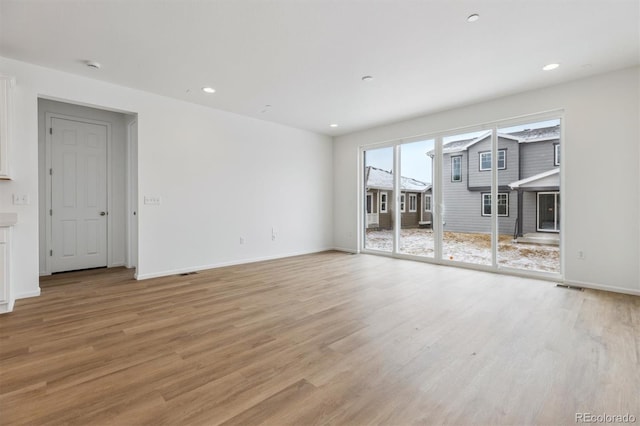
[135,248,335,280]
[408,193,417,212]
[482,192,509,217]
[0,75,15,179]
[424,194,432,212]
[451,155,462,182]
[13,288,41,300]
[380,191,388,213]
[434,136,443,261]
[509,168,559,189]
[332,247,358,254]
[490,128,498,269]
[479,149,506,171]
[393,145,401,253]
[400,193,406,212]
[563,279,640,297]
[126,119,138,269]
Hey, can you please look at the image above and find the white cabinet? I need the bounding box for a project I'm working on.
[0,75,15,180]
[0,226,13,313]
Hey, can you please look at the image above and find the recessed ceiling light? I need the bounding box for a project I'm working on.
[467,14,480,22]
[202,87,216,93]
[361,75,374,82]
[85,60,101,69]
[542,63,560,71]
[330,124,339,128]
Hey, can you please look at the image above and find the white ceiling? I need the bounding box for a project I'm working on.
[1,0,638,136]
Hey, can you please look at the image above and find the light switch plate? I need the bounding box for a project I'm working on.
[12,194,29,205]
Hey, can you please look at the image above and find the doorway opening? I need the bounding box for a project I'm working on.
[38,99,138,276]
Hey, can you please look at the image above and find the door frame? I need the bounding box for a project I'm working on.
[44,112,113,274]
[126,119,138,269]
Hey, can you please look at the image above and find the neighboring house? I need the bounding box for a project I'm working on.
[430,124,560,238]
[365,166,432,229]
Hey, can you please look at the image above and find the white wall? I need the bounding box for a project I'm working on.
[37,99,131,274]
[0,56,333,301]
[334,66,640,295]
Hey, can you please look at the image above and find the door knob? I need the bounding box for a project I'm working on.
[100,211,107,216]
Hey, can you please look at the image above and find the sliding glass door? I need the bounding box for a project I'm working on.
[497,119,561,273]
[363,146,394,252]
[361,114,562,278]
[398,139,434,258]
[440,130,493,266]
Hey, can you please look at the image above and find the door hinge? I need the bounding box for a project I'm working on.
[49,168,53,175]
[49,209,52,216]
[50,249,53,256]
[49,127,53,135]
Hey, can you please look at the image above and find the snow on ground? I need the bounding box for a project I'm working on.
[365,228,560,272]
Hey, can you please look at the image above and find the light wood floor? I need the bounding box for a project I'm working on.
[1,252,638,425]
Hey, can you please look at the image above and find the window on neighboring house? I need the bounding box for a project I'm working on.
[482,193,509,216]
[554,144,560,166]
[479,150,506,171]
[451,156,462,182]
[409,194,417,212]
[424,194,432,212]
[400,193,405,212]
[380,192,388,213]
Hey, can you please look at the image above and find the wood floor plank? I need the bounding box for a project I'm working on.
[1,251,638,425]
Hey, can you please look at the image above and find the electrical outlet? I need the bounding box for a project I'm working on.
[271,227,277,241]
[144,196,161,205]
[577,250,585,260]
[240,237,245,245]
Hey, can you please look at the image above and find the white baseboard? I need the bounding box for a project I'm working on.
[332,247,358,254]
[563,279,639,296]
[135,248,334,280]
[14,288,42,300]
[0,299,15,314]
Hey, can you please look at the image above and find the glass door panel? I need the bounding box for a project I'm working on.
[399,139,434,258]
[363,147,394,252]
[497,119,561,273]
[440,130,493,266]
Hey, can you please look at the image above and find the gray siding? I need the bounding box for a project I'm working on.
[442,150,477,233]
[467,136,519,188]
[522,191,538,234]
[520,140,559,178]
[442,137,518,235]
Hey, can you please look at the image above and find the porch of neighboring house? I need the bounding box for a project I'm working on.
[510,168,560,246]
[516,232,560,246]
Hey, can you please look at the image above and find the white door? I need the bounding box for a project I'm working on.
[51,118,108,272]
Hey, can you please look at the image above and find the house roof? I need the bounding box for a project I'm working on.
[509,168,559,190]
[365,166,430,192]
[508,124,560,143]
[427,124,561,156]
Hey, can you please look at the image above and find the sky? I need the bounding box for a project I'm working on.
[365,119,560,184]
